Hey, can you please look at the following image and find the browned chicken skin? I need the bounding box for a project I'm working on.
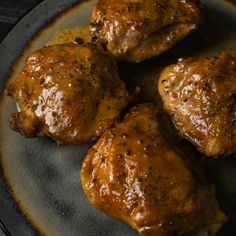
[7,43,132,144]
[81,104,226,236]
[158,53,236,157]
[90,0,203,63]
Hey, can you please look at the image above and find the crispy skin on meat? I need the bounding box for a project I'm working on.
[7,43,132,144]
[158,53,236,157]
[81,104,226,235]
[90,0,203,63]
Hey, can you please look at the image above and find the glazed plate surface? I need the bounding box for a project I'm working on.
[1,0,236,235]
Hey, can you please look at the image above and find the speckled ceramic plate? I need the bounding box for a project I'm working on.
[1,0,236,235]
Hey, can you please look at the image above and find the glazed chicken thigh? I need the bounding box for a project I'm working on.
[81,104,226,236]
[158,53,236,157]
[90,0,203,63]
[7,43,131,144]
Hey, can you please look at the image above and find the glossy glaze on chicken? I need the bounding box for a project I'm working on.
[81,104,226,236]
[7,43,132,144]
[158,53,236,157]
[90,0,203,63]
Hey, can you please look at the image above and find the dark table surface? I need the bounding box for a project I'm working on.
[0,0,42,41]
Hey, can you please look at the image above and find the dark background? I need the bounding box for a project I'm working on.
[0,0,42,41]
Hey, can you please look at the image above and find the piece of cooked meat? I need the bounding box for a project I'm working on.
[7,43,132,145]
[158,53,236,157]
[90,0,203,63]
[81,103,226,236]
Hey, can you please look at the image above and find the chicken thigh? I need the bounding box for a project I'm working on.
[81,104,226,236]
[158,53,236,157]
[7,43,132,144]
[90,0,203,63]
